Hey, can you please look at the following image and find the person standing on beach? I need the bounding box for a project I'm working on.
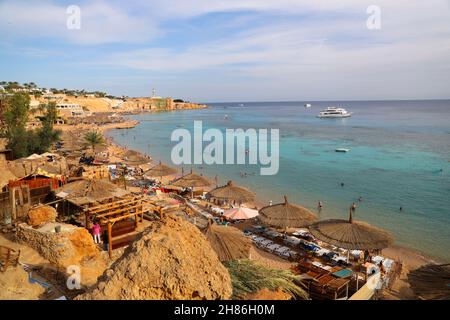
[92,221,101,244]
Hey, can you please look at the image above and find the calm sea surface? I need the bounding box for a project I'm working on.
[107,100,450,261]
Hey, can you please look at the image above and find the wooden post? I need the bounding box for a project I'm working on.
[140,204,144,222]
[134,209,138,228]
[107,222,112,258]
[85,211,89,229]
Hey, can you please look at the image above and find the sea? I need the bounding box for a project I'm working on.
[106,100,450,261]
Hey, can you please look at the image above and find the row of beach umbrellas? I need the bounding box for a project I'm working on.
[142,160,395,257]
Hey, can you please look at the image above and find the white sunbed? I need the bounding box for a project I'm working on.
[265,231,280,238]
[332,255,348,263]
[284,236,301,246]
[258,239,273,247]
[266,244,282,252]
[371,255,385,264]
[315,248,331,257]
[292,229,310,237]
[253,236,266,242]
[279,251,293,259]
[351,250,363,258]
[312,261,324,268]
[275,246,291,254]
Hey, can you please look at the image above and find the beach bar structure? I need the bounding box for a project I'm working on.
[83,196,157,257]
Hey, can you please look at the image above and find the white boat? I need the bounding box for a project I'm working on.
[317,107,352,118]
[335,148,351,153]
[304,103,312,108]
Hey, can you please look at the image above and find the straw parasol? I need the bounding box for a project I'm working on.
[170,169,211,197]
[122,149,150,165]
[204,222,251,262]
[0,165,17,190]
[224,206,259,220]
[258,196,317,229]
[407,263,450,300]
[308,210,394,251]
[54,178,130,206]
[207,180,256,203]
[144,161,177,180]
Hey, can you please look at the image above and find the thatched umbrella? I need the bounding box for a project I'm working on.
[309,210,394,261]
[258,196,317,229]
[207,180,256,204]
[204,222,251,262]
[408,263,450,300]
[144,161,177,181]
[54,178,130,206]
[122,149,150,165]
[0,165,17,190]
[170,169,211,198]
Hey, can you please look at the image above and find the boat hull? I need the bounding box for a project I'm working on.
[317,114,352,118]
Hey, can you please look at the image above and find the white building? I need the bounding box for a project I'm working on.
[56,103,86,117]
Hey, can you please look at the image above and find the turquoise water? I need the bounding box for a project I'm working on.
[107,100,450,261]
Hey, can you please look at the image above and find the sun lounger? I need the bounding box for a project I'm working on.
[257,239,273,248]
[332,255,348,263]
[315,248,331,257]
[273,246,290,256]
[371,255,384,264]
[266,244,282,252]
[292,229,309,237]
[284,236,301,246]
[351,250,363,259]
[253,236,266,242]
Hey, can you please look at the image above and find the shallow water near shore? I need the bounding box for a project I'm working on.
[107,100,450,261]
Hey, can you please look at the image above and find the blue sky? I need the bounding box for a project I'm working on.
[0,0,449,102]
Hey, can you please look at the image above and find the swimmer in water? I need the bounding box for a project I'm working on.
[341,182,345,187]
[318,201,323,209]
[351,202,357,211]
[358,196,363,202]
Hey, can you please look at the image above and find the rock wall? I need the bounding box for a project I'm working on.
[14,223,105,286]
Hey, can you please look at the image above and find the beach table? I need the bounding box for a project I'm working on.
[332,268,353,279]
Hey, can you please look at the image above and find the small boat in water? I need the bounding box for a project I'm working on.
[304,103,312,108]
[335,148,351,153]
[317,107,352,118]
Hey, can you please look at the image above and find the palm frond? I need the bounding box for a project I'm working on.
[224,259,309,300]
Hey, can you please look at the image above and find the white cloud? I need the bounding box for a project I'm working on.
[0,0,161,45]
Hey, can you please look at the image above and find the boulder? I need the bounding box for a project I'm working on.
[28,205,57,227]
[76,215,232,300]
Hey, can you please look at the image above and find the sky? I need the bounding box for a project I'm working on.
[0,0,449,102]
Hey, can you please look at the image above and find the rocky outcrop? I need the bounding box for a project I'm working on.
[76,215,232,300]
[27,205,57,227]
